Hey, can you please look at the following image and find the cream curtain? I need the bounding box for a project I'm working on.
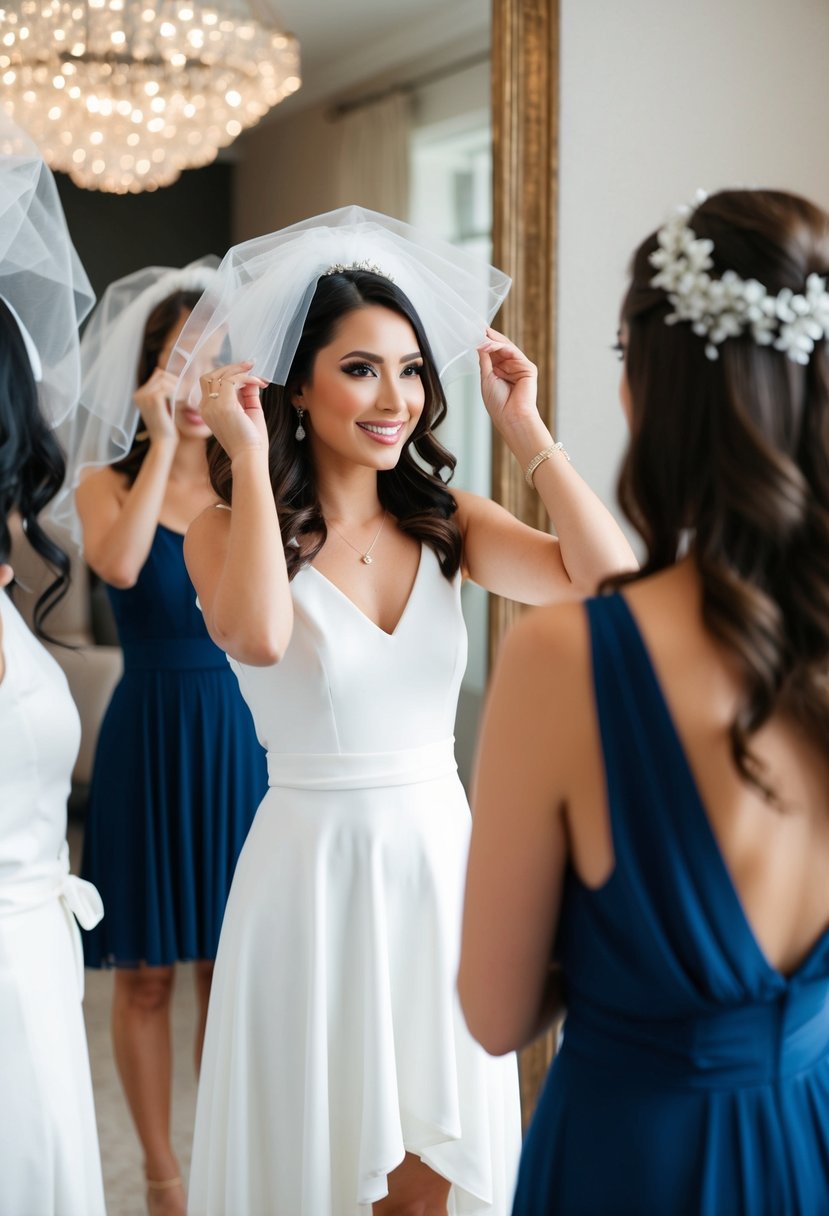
[334,90,412,219]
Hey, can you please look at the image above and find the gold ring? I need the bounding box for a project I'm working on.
[208,391,219,399]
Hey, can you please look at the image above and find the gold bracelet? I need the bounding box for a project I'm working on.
[524,441,570,487]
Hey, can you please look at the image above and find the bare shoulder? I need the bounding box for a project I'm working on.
[489,601,593,752]
[497,598,590,676]
[186,500,231,531]
[448,487,514,573]
[76,464,127,508]
[449,486,502,526]
[184,502,230,552]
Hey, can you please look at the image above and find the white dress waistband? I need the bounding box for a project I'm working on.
[266,737,458,791]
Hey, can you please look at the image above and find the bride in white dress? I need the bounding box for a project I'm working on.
[176,208,636,1215]
[0,118,104,1216]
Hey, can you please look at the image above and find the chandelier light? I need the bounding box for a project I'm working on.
[0,1,301,193]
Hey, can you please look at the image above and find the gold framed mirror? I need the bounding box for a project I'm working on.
[490,0,561,1128]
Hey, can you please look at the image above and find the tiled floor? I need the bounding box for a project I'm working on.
[70,823,199,1216]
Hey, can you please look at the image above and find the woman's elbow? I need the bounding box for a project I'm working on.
[210,616,292,666]
[84,554,139,590]
[457,972,518,1057]
[461,1004,519,1058]
[234,638,286,666]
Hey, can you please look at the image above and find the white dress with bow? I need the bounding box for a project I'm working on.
[0,589,106,1216]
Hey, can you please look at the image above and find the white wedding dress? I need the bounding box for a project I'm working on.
[0,589,106,1216]
[189,546,521,1215]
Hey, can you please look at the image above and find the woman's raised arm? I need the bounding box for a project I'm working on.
[457,327,636,604]
[184,362,293,666]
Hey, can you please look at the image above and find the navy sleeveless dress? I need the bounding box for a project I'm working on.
[81,524,268,967]
[512,593,829,1216]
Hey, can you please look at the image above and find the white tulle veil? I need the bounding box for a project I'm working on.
[49,257,219,546]
[0,112,94,428]
[170,205,511,405]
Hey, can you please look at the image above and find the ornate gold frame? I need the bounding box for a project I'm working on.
[490,0,560,1129]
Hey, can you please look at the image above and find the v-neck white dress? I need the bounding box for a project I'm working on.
[0,590,106,1216]
[188,547,521,1215]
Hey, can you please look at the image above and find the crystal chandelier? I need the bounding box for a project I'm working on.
[0,1,300,193]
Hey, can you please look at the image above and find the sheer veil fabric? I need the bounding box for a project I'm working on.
[0,112,94,428]
[48,257,218,548]
[170,204,511,404]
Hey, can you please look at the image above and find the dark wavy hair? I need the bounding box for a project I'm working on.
[208,270,462,580]
[112,288,204,487]
[612,188,829,800]
[0,299,70,637]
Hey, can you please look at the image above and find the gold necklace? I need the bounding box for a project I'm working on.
[327,510,388,565]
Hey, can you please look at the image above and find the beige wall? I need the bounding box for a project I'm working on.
[233,96,341,239]
[557,0,829,524]
[233,38,489,242]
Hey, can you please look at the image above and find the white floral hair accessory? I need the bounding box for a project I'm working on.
[649,191,829,365]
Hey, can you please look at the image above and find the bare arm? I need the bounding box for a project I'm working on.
[459,604,584,1055]
[183,362,293,666]
[76,367,179,588]
[459,328,636,603]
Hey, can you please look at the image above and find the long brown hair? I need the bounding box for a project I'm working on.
[112,289,204,487]
[208,270,462,580]
[613,189,829,799]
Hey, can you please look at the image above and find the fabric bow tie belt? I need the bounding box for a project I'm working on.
[0,841,104,998]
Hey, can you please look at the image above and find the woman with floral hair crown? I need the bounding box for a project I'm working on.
[63,262,268,1216]
[173,205,636,1216]
[0,114,105,1214]
[461,188,829,1215]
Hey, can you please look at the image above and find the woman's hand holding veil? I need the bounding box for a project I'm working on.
[198,361,269,460]
[477,325,540,437]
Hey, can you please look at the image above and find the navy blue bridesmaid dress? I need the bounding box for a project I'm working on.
[513,593,829,1216]
[81,524,268,967]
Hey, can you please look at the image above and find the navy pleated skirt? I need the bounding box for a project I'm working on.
[81,526,268,968]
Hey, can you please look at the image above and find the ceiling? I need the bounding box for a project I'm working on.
[260,0,490,115]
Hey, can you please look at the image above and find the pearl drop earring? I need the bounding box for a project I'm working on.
[295,407,306,441]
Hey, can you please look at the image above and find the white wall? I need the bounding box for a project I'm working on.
[557,0,829,524]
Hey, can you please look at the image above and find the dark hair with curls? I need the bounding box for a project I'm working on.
[0,299,71,637]
[208,270,462,580]
[111,288,204,487]
[612,188,829,800]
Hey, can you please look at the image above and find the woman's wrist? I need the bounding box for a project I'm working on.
[230,443,269,472]
[146,433,178,456]
[499,415,555,468]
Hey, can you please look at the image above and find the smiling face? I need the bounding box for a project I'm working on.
[293,304,426,471]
